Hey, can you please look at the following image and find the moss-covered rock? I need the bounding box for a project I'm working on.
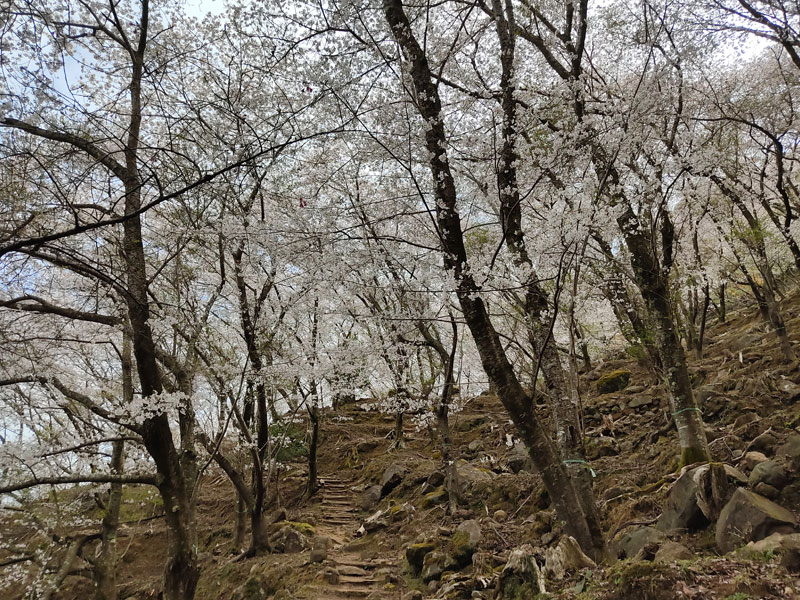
[405,541,436,573]
[421,487,449,508]
[596,370,631,394]
[597,369,632,394]
[272,520,316,536]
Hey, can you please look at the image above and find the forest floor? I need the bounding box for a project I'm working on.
[4,288,800,599]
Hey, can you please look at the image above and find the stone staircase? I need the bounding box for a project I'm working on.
[309,477,400,599]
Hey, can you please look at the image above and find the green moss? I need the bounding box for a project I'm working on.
[596,370,631,394]
[273,520,316,536]
[421,487,448,508]
[406,541,436,573]
[678,445,709,469]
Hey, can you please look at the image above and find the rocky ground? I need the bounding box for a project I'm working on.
[3,290,800,600]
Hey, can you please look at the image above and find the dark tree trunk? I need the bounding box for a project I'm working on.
[382,0,606,560]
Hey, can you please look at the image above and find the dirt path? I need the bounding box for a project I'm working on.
[308,477,400,599]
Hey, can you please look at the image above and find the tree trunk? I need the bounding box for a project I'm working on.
[382,0,606,560]
[306,399,320,497]
[94,441,124,600]
[233,494,247,552]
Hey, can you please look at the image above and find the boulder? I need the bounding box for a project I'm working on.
[497,544,546,599]
[586,436,619,459]
[777,434,800,469]
[508,443,533,474]
[405,541,436,573]
[421,551,446,582]
[457,460,494,487]
[309,536,330,563]
[747,429,780,455]
[421,487,449,508]
[380,464,406,496]
[270,526,307,553]
[468,439,484,453]
[749,460,790,490]
[654,541,693,563]
[450,520,481,566]
[716,488,798,553]
[403,592,423,600]
[742,532,800,555]
[596,370,631,394]
[754,482,780,500]
[361,485,382,511]
[616,526,666,559]
[657,463,746,532]
[544,536,596,580]
[740,451,769,472]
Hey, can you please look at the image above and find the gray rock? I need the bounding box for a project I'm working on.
[468,439,484,453]
[616,526,666,559]
[309,548,327,562]
[508,442,533,474]
[749,460,790,490]
[754,482,780,500]
[380,464,406,496]
[403,592,423,600]
[654,541,693,563]
[748,429,780,455]
[777,434,800,469]
[628,396,654,409]
[405,541,436,573]
[716,488,798,553]
[657,463,746,532]
[493,509,508,522]
[740,451,769,472]
[451,520,481,567]
[361,485,382,511]
[421,551,445,582]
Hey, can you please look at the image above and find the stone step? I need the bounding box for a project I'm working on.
[307,586,376,597]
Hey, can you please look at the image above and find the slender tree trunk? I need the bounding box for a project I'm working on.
[233,494,247,552]
[718,283,726,323]
[306,396,320,497]
[94,441,124,600]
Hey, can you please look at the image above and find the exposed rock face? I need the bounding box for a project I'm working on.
[749,459,791,490]
[716,488,798,553]
[657,463,746,533]
[616,526,667,559]
[421,551,445,582]
[497,544,545,599]
[778,434,800,470]
[450,519,481,567]
[596,369,631,394]
[270,526,308,553]
[361,485,382,511]
[405,541,436,574]
[654,541,693,563]
[544,536,596,580]
[380,464,406,496]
